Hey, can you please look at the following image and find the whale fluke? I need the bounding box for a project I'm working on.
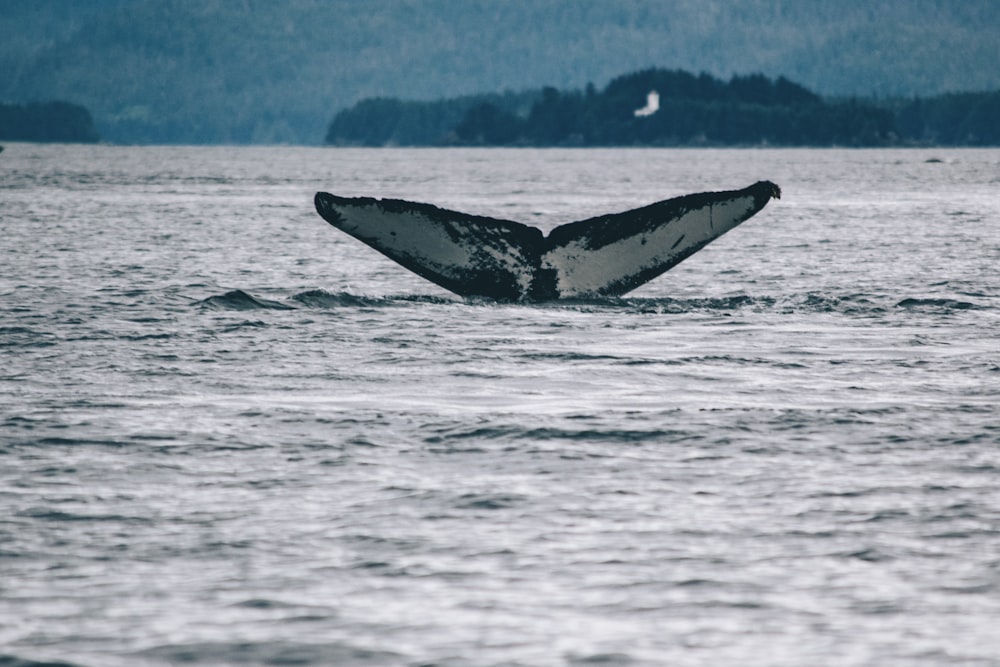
[314,181,780,301]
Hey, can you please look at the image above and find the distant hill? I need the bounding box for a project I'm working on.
[0,101,100,143]
[2,0,999,144]
[325,70,878,146]
[326,69,1000,147]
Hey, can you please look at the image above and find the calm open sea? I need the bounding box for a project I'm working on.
[2,144,999,666]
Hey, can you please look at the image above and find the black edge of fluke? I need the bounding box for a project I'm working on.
[314,192,346,224]
[312,181,781,302]
[757,180,781,202]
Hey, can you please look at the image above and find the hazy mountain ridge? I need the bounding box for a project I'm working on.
[2,0,998,144]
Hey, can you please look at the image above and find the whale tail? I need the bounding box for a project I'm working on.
[314,180,780,301]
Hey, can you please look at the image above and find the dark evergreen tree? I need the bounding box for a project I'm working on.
[455,103,525,145]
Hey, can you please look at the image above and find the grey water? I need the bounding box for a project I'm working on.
[1,144,999,667]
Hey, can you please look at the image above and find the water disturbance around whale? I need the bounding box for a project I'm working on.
[314,181,780,301]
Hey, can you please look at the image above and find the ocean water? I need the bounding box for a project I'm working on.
[1,144,999,666]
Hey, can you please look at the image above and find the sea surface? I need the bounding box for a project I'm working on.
[1,144,999,666]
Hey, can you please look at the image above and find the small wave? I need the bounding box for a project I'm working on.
[425,424,689,445]
[567,291,931,317]
[394,293,462,305]
[568,292,896,316]
[0,327,58,348]
[291,289,383,308]
[231,598,297,610]
[896,297,983,312]
[197,289,459,311]
[0,655,84,667]
[33,436,128,447]
[780,293,889,316]
[554,294,772,314]
[841,547,893,562]
[557,290,998,322]
[455,492,526,510]
[568,652,637,665]
[520,351,629,363]
[15,506,151,524]
[293,289,457,308]
[136,641,400,666]
[195,289,296,311]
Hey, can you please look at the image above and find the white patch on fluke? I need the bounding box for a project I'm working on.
[339,206,475,271]
[541,195,756,297]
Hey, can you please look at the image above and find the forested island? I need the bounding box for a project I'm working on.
[0,101,100,143]
[325,68,1000,147]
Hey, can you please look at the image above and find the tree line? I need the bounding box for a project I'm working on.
[325,68,1000,147]
[0,101,100,143]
